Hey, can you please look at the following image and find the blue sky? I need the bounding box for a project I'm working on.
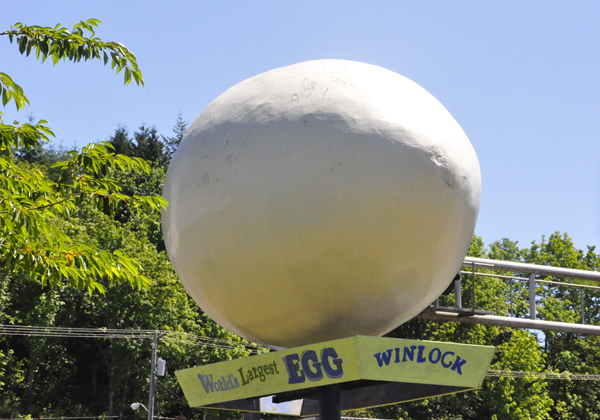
[2,1,600,253]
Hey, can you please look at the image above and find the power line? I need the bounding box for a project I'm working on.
[0,325,267,354]
[9,326,596,381]
[487,370,600,380]
[0,418,173,420]
[0,417,138,420]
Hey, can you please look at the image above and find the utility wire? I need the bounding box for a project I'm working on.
[0,325,267,354]
[9,326,597,380]
[487,369,600,380]
[0,415,137,420]
[0,417,138,420]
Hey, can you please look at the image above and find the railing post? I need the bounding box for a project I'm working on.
[581,288,585,325]
[472,263,476,312]
[529,273,536,320]
[455,277,462,309]
[509,278,513,317]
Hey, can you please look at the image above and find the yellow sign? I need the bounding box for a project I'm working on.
[356,336,494,386]
[175,336,495,409]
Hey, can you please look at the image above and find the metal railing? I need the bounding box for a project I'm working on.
[447,257,600,325]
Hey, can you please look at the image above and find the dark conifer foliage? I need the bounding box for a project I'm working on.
[133,124,167,166]
[108,125,134,156]
[105,117,186,249]
[108,124,169,166]
[164,111,188,165]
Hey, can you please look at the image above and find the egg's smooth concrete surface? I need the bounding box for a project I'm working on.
[162,59,481,349]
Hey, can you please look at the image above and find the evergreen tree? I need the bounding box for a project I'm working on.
[132,124,167,166]
[107,125,134,156]
[163,112,188,164]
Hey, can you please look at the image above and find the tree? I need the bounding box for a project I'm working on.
[356,235,562,420]
[0,19,167,294]
[163,112,188,164]
[132,124,167,166]
[0,198,251,417]
[107,125,134,157]
[108,124,169,166]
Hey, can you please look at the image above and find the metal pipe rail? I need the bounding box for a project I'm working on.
[462,257,599,323]
[428,257,600,333]
[464,256,600,282]
[418,310,600,336]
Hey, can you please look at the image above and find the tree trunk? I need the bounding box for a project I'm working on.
[107,363,115,416]
[118,380,128,418]
[22,344,39,414]
[92,355,98,408]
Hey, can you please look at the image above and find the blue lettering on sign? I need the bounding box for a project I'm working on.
[197,373,240,393]
[373,346,467,375]
[403,345,416,362]
[416,345,427,363]
[322,347,344,378]
[282,347,344,384]
[374,349,393,367]
[282,354,305,384]
[302,350,324,381]
[451,356,467,374]
[441,351,454,368]
[429,348,442,364]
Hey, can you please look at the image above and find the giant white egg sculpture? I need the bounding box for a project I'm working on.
[162,59,480,349]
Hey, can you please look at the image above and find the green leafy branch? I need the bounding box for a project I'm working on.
[0,72,29,112]
[0,19,167,293]
[0,19,143,111]
[0,140,167,292]
[0,118,54,150]
[0,234,151,295]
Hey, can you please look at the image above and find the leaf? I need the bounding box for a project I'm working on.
[18,36,27,54]
[26,38,34,56]
[1,88,8,107]
[124,67,131,85]
[40,41,49,59]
